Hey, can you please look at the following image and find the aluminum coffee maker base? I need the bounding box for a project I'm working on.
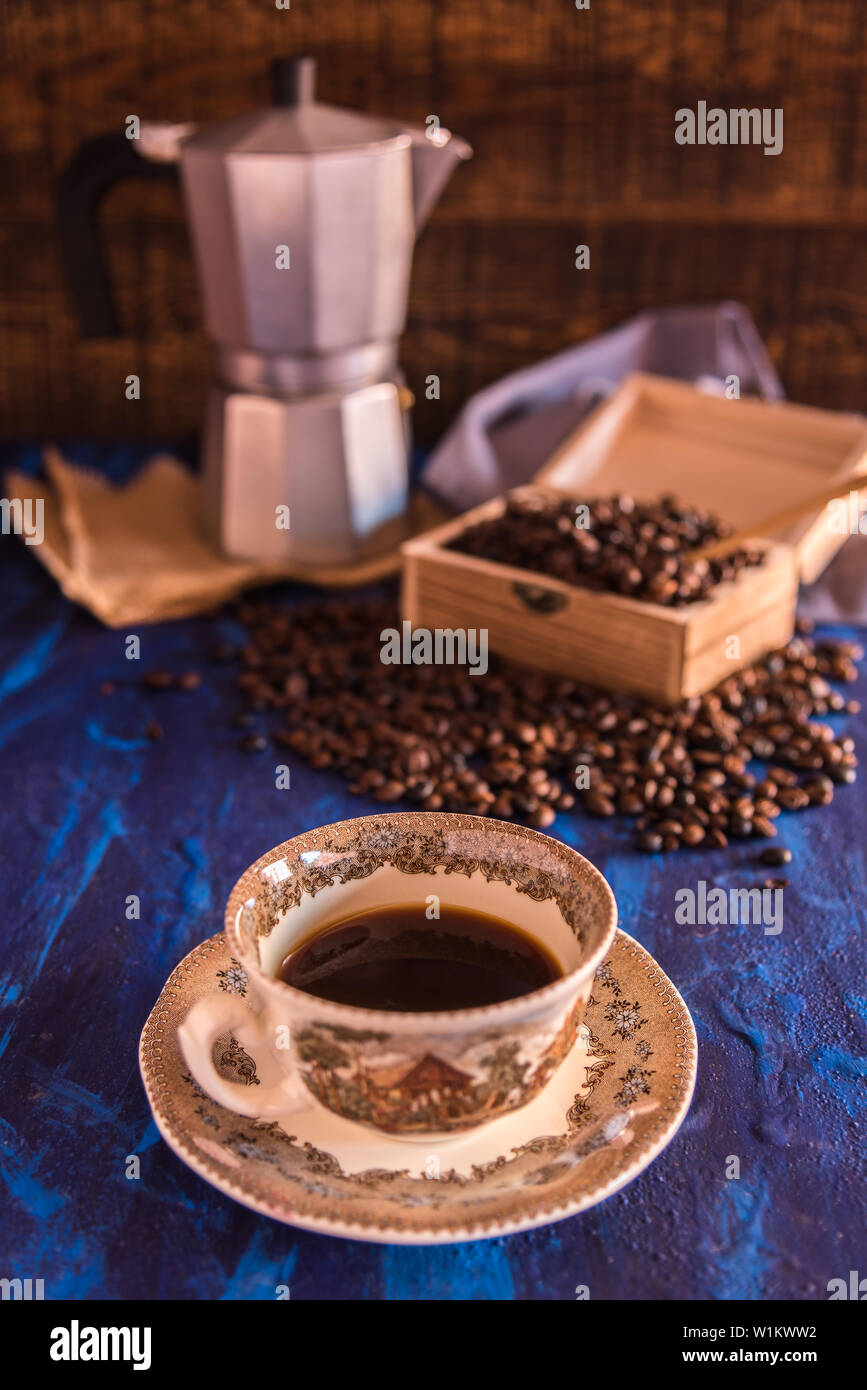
[203,380,411,566]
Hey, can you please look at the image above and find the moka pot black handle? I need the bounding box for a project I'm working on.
[57,131,180,338]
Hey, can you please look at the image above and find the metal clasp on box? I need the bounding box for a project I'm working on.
[512,582,569,614]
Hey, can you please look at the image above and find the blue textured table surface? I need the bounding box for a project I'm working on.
[1,444,865,1302]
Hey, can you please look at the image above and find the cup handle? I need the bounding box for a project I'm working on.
[178,994,311,1120]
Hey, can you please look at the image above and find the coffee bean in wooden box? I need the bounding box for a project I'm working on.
[402,373,867,704]
[401,495,796,704]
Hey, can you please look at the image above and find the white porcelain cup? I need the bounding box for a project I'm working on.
[178,812,617,1140]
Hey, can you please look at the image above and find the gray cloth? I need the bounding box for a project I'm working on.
[421,302,865,623]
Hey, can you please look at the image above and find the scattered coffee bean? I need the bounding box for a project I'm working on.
[284,672,309,701]
[142,670,174,691]
[226,597,860,852]
[145,719,164,741]
[760,845,792,866]
[177,670,202,691]
[763,877,789,890]
[240,734,268,753]
[99,680,115,696]
[831,765,857,785]
[681,823,705,847]
[804,776,834,805]
[777,787,811,811]
[657,818,684,837]
[751,815,777,838]
[375,779,406,802]
[638,831,664,853]
[767,767,798,788]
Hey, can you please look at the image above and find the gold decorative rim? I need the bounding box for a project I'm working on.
[139,927,697,1243]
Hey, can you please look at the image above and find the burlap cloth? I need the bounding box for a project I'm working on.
[5,448,279,627]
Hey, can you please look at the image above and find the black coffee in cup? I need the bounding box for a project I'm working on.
[278,905,562,1011]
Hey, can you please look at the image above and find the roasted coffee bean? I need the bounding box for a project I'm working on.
[284,672,309,701]
[145,719,164,741]
[805,776,834,806]
[227,597,860,853]
[766,767,798,787]
[681,823,705,846]
[754,779,778,799]
[375,780,406,802]
[177,670,202,691]
[240,734,268,753]
[751,815,777,838]
[759,738,783,760]
[777,786,811,811]
[448,491,765,607]
[638,831,663,853]
[722,754,746,776]
[656,819,684,837]
[761,845,792,866]
[831,765,857,785]
[764,877,789,890]
[142,670,174,691]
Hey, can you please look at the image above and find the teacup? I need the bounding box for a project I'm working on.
[178,812,617,1140]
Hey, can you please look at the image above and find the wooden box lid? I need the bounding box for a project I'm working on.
[533,373,867,584]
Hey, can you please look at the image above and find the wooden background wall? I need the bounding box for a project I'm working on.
[1,0,865,445]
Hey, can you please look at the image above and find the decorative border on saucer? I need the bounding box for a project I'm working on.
[139,928,697,1243]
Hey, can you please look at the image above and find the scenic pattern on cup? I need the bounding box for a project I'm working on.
[291,995,585,1134]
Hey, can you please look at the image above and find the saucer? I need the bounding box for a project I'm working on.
[140,929,696,1243]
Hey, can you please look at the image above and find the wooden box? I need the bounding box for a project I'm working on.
[402,374,867,704]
